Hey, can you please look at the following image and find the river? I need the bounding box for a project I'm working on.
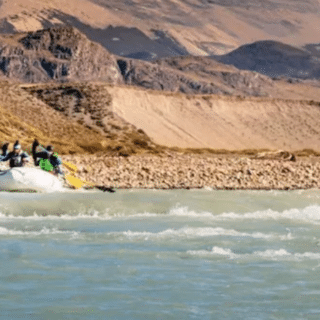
[1,189,320,319]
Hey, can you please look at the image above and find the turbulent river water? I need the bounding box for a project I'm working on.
[1,189,320,319]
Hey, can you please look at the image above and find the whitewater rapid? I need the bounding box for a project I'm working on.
[1,189,320,319]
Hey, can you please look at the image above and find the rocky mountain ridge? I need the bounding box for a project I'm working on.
[214,40,320,80]
[0,26,122,83]
[0,26,276,97]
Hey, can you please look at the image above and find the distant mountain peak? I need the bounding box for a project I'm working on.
[214,40,319,79]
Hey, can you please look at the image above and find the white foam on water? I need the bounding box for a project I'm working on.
[0,211,113,221]
[169,205,320,225]
[1,204,320,226]
[187,246,320,261]
[168,206,214,218]
[254,249,291,258]
[279,233,294,240]
[187,246,240,259]
[117,227,275,240]
[113,212,159,219]
[0,226,80,238]
[254,249,320,260]
[218,206,320,223]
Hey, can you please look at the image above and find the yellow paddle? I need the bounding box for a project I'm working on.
[32,141,113,191]
[64,174,84,189]
[62,162,83,189]
[62,161,78,173]
[63,162,115,192]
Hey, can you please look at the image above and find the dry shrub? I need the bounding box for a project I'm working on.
[79,142,107,154]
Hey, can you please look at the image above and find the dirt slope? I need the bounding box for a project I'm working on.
[107,85,320,151]
[0,81,112,154]
[22,82,157,154]
[1,80,320,154]
[0,81,159,156]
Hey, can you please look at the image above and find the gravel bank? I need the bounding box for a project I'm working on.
[61,154,320,190]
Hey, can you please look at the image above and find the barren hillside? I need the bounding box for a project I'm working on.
[0,26,122,83]
[214,41,320,79]
[1,80,319,154]
[0,4,319,155]
[0,81,158,155]
[2,0,320,59]
[107,85,320,151]
[0,26,280,97]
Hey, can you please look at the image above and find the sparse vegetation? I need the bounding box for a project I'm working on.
[294,149,320,157]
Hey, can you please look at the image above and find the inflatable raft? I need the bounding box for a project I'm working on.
[0,167,64,193]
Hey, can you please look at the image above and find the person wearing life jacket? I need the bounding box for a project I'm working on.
[32,139,64,176]
[0,142,9,159]
[0,141,30,168]
[0,142,10,170]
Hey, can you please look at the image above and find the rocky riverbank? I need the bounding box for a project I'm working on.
[61,153,320,190]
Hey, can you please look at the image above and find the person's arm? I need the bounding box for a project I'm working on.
[21,152,30,163]
[49,155,62,167]
[1,143,9,156]
[54,165,64,176]
[0,152,11,162]
[32,140,40,165]
[50,156,64,176]
[56,157,63,166]
[33,151,48,166]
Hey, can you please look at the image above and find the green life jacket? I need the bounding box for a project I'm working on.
[39,158,54,172]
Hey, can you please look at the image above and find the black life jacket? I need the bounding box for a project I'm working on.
[9,153,24,168]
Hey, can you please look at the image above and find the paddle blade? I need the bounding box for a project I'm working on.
[65,174,83,189]
[63,162,78,173]
[96,186,116,193]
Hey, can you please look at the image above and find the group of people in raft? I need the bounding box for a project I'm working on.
[0,139,63,176]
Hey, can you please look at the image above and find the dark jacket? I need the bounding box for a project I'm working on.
[33,151,62,168]
[0,151,29,168]
[0,150,8,160]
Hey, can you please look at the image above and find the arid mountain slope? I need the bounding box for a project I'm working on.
[0,26,278,97]
[0,81,107,154]
[2,25,320,99]
[0,2,320,158]
[23,82,157,154]
[107,85,320,151]
[0,26,122,83]
[152,56,274,96]
[0,81,157,155]
[2,0,320,59]
[1,80,320,153]
[214,41,320,79]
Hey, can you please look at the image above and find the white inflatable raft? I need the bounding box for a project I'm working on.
[0,167,64,193]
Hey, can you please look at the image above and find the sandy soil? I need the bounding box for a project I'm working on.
[108,86,320,151]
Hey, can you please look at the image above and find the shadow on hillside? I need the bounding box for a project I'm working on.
[213,40,320,80]
[0,18,15,34]
[43,10,189,61]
